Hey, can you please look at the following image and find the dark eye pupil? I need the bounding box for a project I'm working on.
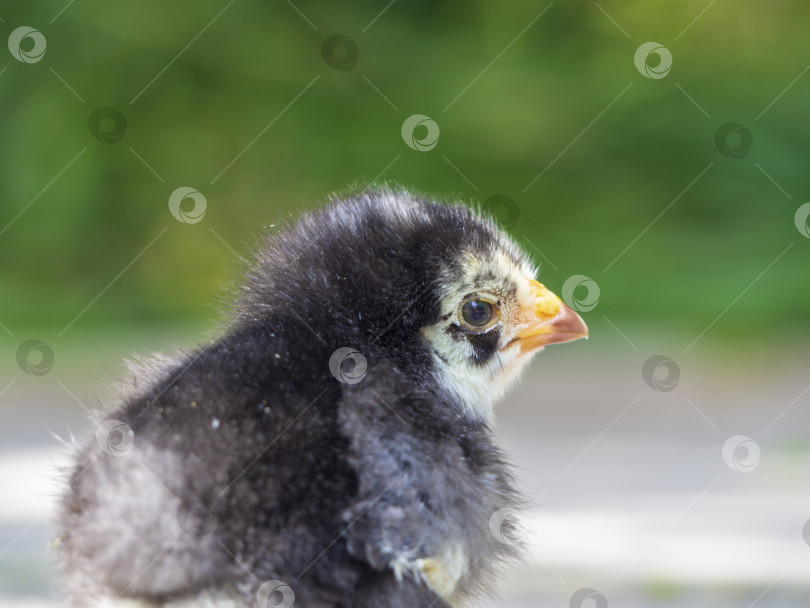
[462,300,493,327]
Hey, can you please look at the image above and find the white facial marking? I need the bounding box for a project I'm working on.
[421,240,542,423]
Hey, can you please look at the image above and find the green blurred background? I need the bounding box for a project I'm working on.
[1,0,808,348]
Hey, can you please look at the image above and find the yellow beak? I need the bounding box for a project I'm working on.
[505,279,589,354]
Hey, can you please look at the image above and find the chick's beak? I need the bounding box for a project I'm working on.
[506,279,589,354]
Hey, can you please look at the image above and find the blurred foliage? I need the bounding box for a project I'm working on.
[1,0,808,347]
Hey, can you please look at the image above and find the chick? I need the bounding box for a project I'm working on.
[56,188,587,608]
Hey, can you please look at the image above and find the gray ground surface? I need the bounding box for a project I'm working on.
[1,330,808,607]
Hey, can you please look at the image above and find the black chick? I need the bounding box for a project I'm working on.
[56,188,588,608]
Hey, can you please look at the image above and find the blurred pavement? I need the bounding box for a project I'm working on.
[1,332,809,607]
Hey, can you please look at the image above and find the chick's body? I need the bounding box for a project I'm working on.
[57,190,587,607]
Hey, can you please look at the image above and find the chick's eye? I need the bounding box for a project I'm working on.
[461,299,496,328]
